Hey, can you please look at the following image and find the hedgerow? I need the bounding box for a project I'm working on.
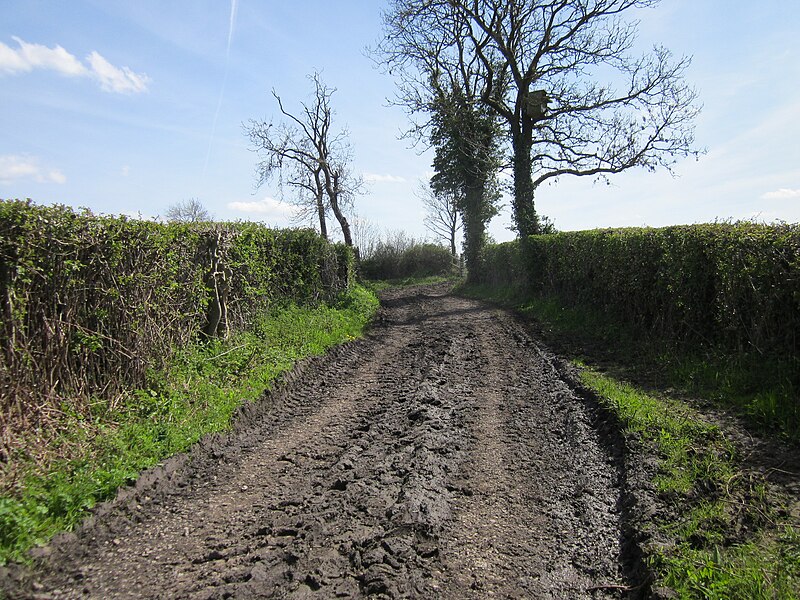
[0,199,355,469]
[360,242,455,280]
[482,223,799,357]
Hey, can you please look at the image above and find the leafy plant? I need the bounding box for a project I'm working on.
[477,222,800,437]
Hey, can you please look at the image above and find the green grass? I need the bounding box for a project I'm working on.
[364,274,462,292]
[582,368,799,598]
[461,283,800,598]
[0,285,379,566]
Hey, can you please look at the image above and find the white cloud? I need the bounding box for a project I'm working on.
[0,155,66,184]
[227,197,299,217]
[363,173,406,183]
[47,169,67,184]
[0,36,86,76]
[87,50,149,94]
[761,188,800,200]
[0,37,149,94]
[121,165,131,177]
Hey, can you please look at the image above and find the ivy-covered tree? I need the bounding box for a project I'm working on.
[380,0,702,238]
[429,84,501,279]
[376,5,502,280]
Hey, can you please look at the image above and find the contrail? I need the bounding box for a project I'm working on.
[203,0,238,178]
[227,0,238,55]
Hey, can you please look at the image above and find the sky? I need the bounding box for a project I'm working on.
[1,1,799,245]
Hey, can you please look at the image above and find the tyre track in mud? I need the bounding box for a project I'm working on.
[3,284,633,599]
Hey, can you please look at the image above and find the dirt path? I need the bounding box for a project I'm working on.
[4,284,635,599]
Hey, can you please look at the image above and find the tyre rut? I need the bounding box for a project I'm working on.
[4,284,631,599]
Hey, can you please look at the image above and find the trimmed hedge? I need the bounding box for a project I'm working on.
[480,223,800,357]
[0,200,354,444]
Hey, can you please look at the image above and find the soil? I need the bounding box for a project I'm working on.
[2,283,654,599]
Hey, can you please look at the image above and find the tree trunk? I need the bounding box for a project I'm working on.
[316,193,328,240]
[462,182,486,283]
[331,202,353,247]
[326,172,353,247]
[511,121,539,238]
[313,170,328,239]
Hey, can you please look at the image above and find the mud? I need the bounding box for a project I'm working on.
[3,284,640,599]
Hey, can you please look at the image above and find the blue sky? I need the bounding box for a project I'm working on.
[1,1,799,243]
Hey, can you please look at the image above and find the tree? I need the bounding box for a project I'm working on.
[377,5,502,279]
[380,0,702,238]
[165,198,211,223]
[245,73,361,245]
[417,181,461,256]
[429,84,501,278]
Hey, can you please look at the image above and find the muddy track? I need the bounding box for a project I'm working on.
[3,284,639,599]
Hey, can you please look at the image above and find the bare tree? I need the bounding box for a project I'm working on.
[351,215,382,261]
[245,73,361,245]
[416,181,461,256]
[165,198,212,223]
[380,0,702,238]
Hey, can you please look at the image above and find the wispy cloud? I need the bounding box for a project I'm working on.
[364,173,406,183]
[227,0,239,55]
[761,188,800,200]
[227,197,299,217]
[0,37,149,94]
[0,154,66,184]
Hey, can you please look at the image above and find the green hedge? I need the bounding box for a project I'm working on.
[480,223,800,357]
[0,200,354,444]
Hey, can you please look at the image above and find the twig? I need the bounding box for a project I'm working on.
[206,344,248,362]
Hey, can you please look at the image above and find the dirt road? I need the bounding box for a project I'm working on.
[4,284,639,599]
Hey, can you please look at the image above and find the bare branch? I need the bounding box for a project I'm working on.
[377,0,703,237]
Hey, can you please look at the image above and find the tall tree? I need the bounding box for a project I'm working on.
[245,73,361,245]
[380,0,702,237]
[429,84,501,278]
[377,3,502,279]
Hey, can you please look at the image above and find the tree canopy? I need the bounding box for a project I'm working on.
[165,198,211,223]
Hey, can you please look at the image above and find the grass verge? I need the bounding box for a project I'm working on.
[460,283,800,598]
[363,274,463,292]
[585,370,799,599]
[0,285,379,566]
